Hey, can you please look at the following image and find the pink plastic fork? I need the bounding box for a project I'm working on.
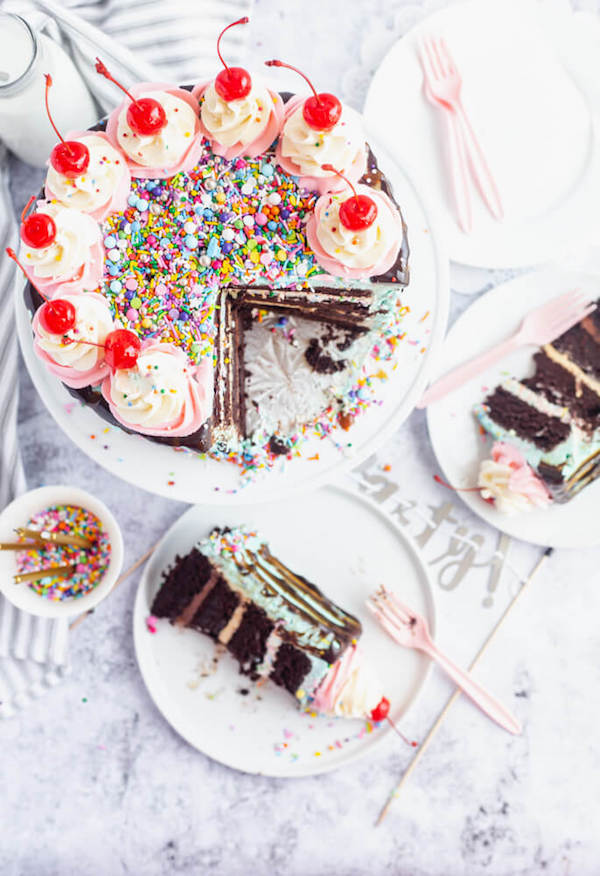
[421,35,504,221]
[418,290,597,408]
[367,587,521,735]
[422,77,472,233]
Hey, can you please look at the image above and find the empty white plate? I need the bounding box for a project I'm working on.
[364,0,600,268]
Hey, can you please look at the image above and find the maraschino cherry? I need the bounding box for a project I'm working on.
[45,74,90,179]
[214,17,251,101]
[370,696,390,723]
[20,196,57,249]
[6,247,75,334]
[95,59,167,136]
[321,164,378,231]
[265,60,341,131]
[104,329,141,371]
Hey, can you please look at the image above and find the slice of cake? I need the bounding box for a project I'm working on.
[151,526,388,720]
[474,302,600,504]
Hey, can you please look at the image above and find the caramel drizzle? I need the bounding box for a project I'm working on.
[229,544,361,659]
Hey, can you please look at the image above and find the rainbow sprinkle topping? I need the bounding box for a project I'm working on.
[15,504,111,601]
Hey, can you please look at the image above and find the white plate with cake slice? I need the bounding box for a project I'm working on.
[427,269,600,548]
[364,0,600,269]
[15,143,449,505]
[132,485,435,777]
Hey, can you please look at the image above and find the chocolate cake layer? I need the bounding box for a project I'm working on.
[483,385,570,451]
[522,350,600,431]
[552,311,600,378]
[235,286,374,330]
[211,291,248,448]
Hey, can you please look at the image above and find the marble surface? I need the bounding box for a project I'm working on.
[3,1,600,874]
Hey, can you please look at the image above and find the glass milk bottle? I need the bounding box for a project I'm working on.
[0,13,98,167]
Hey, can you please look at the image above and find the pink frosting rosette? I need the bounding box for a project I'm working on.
[101,341,213,438]
[21,204,104,298]
[192,80,284,159]
[306,187,404,279]
[275,94,367,195]
[32,292,113,389]
[44,131,131,223]
[104,83,203,178]
[478,442,552,513]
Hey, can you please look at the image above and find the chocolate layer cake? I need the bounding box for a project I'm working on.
[474,302,600,502]
[151,527,364,707]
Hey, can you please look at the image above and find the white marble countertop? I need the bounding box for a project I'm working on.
[3,1,600,874]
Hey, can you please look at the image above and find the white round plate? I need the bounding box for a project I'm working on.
[133,485,435,777]
[16,143,448,505]
[427,269,600,548]
[364,0,600,269]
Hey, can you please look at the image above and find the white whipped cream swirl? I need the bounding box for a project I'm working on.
[46,134,125,213]
[22,204,99,281]
[316,188,398,269]
[201,78,272,147]
[108,347,193,428]
[37,294,113,372]
[116,91,196,167]
[312,644,384,719]
[280,102,365,177]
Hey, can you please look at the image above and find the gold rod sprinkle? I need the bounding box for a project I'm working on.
[14,564,75,584]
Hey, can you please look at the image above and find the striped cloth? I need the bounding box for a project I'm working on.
[0,0,251,716]
[0,144,71,718]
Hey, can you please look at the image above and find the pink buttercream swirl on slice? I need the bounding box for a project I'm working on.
[306,187,404,279]
[192,80,284,159]
[44,131,131,223]
[32,292,113,389]
[311,643,383,718]
[478,442,552,514]
[275,94,367,195]
[105,83,203,178]
[101,341,213,438]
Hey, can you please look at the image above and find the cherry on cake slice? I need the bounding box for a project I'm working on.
[474,301,600,506]
[150,526,388,721]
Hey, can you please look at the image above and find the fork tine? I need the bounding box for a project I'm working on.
[368,592,409,630]
[379,592,413,626]
[421,37,440,81]
[550,303,597,337]
[431,38,448,77]
[439,38,457,74]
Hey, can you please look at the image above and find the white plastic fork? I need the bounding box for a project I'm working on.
[418,290,597,408]
[421,35,504,221]
[367,588,521,735]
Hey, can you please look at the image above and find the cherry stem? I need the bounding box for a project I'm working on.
[321,163,360,203]
[386,715,419,748]
[6,247,49,302]
[95,58,142,109]
[44,74,72,154]
[264,60,321,105]
[21,195,36,224]
[216,17,249,74]
[433,474,481,493]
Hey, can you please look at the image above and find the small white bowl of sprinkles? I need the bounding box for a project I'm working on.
[0,485,123,619]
